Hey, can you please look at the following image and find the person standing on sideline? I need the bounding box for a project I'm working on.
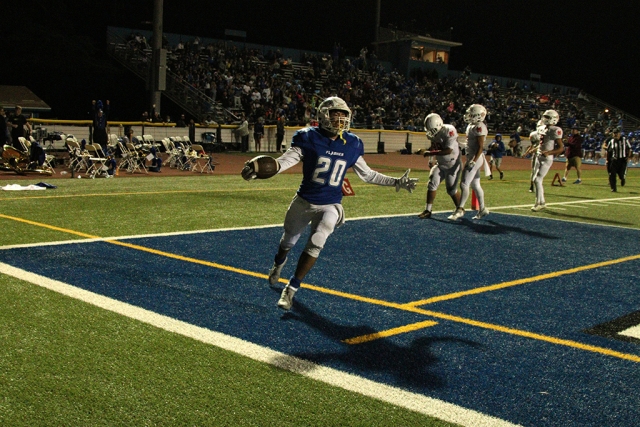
[562,125,584,184]
[417,113,462,220]
[242,96,418,310]
[0,106,8,147]
[486,133,505,180]
[9,105,30,149]
[605,129,631,192]
[275,114,286,152]
[91,100,110,150]
[523,126,541,192]
[186,119,195,144]
[253,117,264,152]
[450,104,490,220]
[236,114,249,152]
[531,110,564,211]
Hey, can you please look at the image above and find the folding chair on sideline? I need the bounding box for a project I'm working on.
[85,144,109,178]
[125,142,148,174]
[189,144,218,173]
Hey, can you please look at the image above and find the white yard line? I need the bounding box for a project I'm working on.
[0,262,520,427]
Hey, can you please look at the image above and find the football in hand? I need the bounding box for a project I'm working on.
[249,155,279,179]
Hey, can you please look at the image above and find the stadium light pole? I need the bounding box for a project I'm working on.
[374,0,381,51]
[150,0,165,114]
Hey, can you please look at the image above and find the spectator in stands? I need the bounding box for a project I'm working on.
[487,133,505,180]
[562,125,583,184]
[91,100,109,150]
[9,105,30,150]
[151,105,163,123]
[176,114,187,128]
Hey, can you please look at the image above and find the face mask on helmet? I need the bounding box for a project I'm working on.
[424,113,443,138]
[541,110,559,126]
[464,104,487,124]
[318,97,351,135]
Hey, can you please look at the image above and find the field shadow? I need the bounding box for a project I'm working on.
[436,217,560,239]
[544,210,633,226]
[273,300,482,389]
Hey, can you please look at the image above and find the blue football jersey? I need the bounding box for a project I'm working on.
[291,127,364,204]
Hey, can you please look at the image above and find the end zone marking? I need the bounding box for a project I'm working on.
[3,213,639,363]
[342,320,438,344]
[405,253,640,307]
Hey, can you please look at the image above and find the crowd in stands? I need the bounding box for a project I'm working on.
[124,32,640,161]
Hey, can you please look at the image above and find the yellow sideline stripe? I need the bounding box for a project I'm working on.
[342,320,438,344]
[0,213,267,279]
[0,186,297,201]
[405,254,640,307]
[2,213,639,363]
[406,308,640,364]
[0,214,100,239]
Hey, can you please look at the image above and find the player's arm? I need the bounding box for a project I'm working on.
[241,148,302,180]
[275,146,302,172]
[352,156,418,192]
[545,138,564,157]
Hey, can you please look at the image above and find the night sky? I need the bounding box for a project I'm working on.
[4,0,639,120]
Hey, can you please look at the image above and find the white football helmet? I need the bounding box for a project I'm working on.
[541,109,559,126]
[464,104,487,124]
[317,96,351,135]
[424,113,444,138]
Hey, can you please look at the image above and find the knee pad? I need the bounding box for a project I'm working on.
[303,222,334,258]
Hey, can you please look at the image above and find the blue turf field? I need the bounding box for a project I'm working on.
[1,213,639,426]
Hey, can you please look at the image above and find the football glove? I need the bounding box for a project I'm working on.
[465,160,476,171]
[423,150,441,157]
[241,161,257,180]
[537,124,548,136]
[395,169,418,193]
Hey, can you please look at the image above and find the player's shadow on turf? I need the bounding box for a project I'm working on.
[451,218,559,239]
[275,300,482,389]
[544,210,633,226]
[552,193,601,200]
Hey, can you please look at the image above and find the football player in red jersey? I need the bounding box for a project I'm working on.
[451,104,490,220]
[418,113,463,220]
[531,109,564,211]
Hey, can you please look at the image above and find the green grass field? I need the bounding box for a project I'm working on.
[0,166,638,426]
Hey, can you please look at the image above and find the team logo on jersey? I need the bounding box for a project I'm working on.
[555,129,562,137]
[449,130,455,137]
[476,126,482,133]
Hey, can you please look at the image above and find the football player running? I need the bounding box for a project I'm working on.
[450,104,490,220]
[242,96,418,310]
[531,110,564,211]
[417,113,462,219]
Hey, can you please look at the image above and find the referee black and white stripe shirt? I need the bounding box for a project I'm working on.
[607,132,631,159]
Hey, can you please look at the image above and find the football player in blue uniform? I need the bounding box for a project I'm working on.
[242,96,418,310]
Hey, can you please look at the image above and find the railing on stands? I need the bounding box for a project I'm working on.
[577,93,640,132]
[106,29,224,123]
[28,118,532,155]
